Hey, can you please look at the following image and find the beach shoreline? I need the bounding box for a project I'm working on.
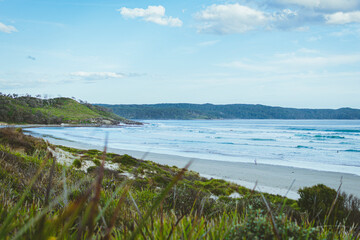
[38,136,360,200]
[0,123,142,128]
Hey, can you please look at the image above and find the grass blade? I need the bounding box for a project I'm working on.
[129,160,192,240]
[0,159,47,238]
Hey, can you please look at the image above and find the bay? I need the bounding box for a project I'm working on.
[26,119,360,176]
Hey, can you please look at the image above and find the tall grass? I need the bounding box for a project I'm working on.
[0,127,359,239]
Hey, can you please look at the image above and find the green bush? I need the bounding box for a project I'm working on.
[164,185,218,216]
[153,175,170,186]
[341,192,360,226]
[57,145,85,154]
[134,188,157,206]
[86,149,102,156]
[93,158,101,166]
[87,166,97,173]
[194,178,235,196]
[226,208,320,239]
[112,154,137,166]
[72,159,82,168]
[298,184,345,224]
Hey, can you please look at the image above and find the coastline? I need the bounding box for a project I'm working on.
[0,123,142,128]
[39,136,360,200]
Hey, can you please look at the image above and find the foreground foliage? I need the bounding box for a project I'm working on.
[0,127,359,239]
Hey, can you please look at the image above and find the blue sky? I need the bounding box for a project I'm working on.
[1,0,360,108]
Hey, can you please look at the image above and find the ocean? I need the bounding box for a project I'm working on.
[26,120,360,176]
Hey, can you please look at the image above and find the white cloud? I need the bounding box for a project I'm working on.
[0,79,23,88]
[220,61,276,72]
[0,71,135,89]
[273,9,298,20]
[193,1,360,35]
[270,8,304,30]
[276,0,359,11]
[274,54,360,68]
[71,72,125,80]
[0,74,59,89]
[308,35,322,41]
[325,11,360,24]
[198,40,219,46]
[294,26,309,31]
[330,27,360,37]
[195,4,268,34]
[219,52,360,73]
[194,4,317,34]
[118,5,182,27]
[298,48,319,54]
[0,22,17,33]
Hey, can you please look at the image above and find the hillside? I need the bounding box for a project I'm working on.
[0,127,359,239]
[0,94,138,125]
[98,103,360,120]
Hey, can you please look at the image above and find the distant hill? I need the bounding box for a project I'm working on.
[0,94,137,125]
[97,103,360,120]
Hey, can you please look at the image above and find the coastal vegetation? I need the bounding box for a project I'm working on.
[98,103,360,120]
[0,127,359,239]
[0,93,137,125]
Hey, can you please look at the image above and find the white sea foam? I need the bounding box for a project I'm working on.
[26,119,360,176]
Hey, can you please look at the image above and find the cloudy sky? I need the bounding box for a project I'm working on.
[1,0,360,108]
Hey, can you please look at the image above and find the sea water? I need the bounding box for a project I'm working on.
[26,120,360,176]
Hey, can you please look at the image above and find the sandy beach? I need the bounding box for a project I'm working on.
[41,137,360,200]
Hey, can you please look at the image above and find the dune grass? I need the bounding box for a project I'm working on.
[0,127,359,239]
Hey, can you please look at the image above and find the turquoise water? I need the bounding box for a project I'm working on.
[26,120,360,176]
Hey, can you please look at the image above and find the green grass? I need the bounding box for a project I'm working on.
[34,98,103,122]
[0,95,136,125]
[0,128,359,239]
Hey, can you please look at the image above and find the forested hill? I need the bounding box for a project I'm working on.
[98,103,360,120]
[0,94,137,125]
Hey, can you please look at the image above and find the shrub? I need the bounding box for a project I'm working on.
[112,154,137,166]
[0,127,47,154]
[298,184,345,224]
[106,153,118,158]
[80,155,92,161]
[72,159,81,168]
[165,185,215,216]
[93,158,101,166]
[87,166,97,173]
[153,175,170,186]
[134,188,157,206]
[226,208,320,239]
[340,192,360,226]
[194,178,235,196]
[57,145,85,154]
[86,149,102,156]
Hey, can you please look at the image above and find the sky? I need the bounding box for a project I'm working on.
[1,0,360,108]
